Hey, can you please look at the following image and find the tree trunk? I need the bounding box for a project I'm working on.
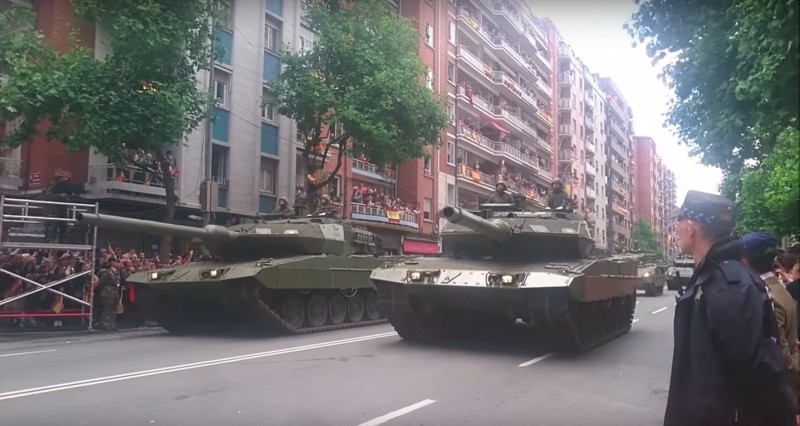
[158,156,177,264]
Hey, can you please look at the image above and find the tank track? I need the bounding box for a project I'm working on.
[242,282,388,335]
[377,283,636,352]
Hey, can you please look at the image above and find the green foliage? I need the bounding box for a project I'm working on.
[633,219,664,257]
[729,127,800,238]
[627,0,799,173]
[268,0,448,193]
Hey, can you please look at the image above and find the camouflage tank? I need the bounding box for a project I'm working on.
[611,253,667,297]
[371,200,642,352]
[78,210,404,334]
[667,256,695,291]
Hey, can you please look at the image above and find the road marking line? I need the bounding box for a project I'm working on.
[355,399,437,426]
[0,349,58,358]
[518,352,555,367]
[0,332,397,401]
[633,319,640,324]
[651,307,669,315]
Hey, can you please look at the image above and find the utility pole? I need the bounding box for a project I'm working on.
[202,1,216,225]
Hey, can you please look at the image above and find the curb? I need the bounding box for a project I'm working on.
[0,327,164,345]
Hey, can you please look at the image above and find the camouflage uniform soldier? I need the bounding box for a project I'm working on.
[487,181,515,204]
[98,261,121,331]
[547,179,573,210]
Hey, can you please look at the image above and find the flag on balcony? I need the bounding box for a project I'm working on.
[386,209,400,223]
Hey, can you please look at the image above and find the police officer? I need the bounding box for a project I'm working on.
[547,178,572,210]
[664,190,798,425]
[487,181,514,204]
[98,260,121,331]
[741,232,800,395]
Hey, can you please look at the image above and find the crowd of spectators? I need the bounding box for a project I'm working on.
[350,184,420,218]
[109,148,179,186]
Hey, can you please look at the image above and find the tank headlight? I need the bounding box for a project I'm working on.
[209,269,219,278]
[643,272,650,277]
[149,272,159,280]
[487,272,526,287]
[406,270,440,283]
[201,268,227,279]
[410,271,422,281]
[501,274,514,284]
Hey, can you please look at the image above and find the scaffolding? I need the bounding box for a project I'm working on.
[0,196,99,331]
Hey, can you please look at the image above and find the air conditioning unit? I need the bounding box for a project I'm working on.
[200,180,219,212]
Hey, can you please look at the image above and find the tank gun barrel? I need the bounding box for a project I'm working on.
[76,213,238,241]
[440,205,512,242]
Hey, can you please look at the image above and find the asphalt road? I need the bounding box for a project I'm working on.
[0,290,677,426]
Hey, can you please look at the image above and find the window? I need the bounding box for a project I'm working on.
[218,0,233,31]
[426,68,433,90]
[425,24,434,47]
[447,61,455,83]
[447,103,455,124]
[423,156,431,174]
[265,22,280,52]
[448,21,455,44]
[214,71,230,108]
[260,157,277,193]
[423,198,432,220]
[447,184,455,204]
[447,142,455,164]
[211,144,229,182]
[298,35,312,52]
[262,86,275,121]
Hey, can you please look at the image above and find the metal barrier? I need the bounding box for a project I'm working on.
[0,196,99,330]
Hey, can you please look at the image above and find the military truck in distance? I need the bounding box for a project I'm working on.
[78,211,403,334]
[667,256,695,291]
[372,200,642,352]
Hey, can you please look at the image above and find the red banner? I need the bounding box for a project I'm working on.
[403,239,439,255]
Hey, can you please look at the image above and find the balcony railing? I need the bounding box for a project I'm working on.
[457,125,496,152]
[457,165,496,188]
[350,202,419,230]
[558,124,572,135]
[494,107,537,138]
[586,186,597,199]
[558,72,571,85]
[85,164,172,199]
[351,158,396,182]
[557,98,573,110]
[494,141,538,170]
[535,79,552,97]
[0,157,22,178]
[559,150,574,162]
[558,44,571,58]
[584,116,595,131]
[492,71,538,111]
[458,126,539,171]
[585,162,596,176]
[610,180,628,196]
[585,138,596,153]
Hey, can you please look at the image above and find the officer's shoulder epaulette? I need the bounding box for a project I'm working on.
[718,260,743,285]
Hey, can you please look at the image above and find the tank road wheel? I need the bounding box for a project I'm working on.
[346,293,366,323]
[281,296,305,329]
[328,293,348,325]
[365,291,381,320]
[307,294,329,327]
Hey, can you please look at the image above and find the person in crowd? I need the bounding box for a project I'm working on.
[741,232,800,395]
[664,190,798,426]
[777,251,800,345]
[97,260,122,331]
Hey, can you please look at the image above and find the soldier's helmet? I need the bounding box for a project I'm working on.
[552,178,563,188]
[496,181,507,191]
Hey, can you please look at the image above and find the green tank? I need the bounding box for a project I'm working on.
[78,211,405,334]
[371,201,642,352]
[611,253,667,297]
[667,256,695,291]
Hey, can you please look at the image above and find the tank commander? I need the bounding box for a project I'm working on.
[273,197,291,215]
[314,194,341,218]
[547,179,574,210]
[487,181,515,204]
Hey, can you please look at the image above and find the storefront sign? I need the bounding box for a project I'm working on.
[402,239,439,254]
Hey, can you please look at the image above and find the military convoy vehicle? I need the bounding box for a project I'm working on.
[371,200,643,352]
[612,253,667,297]
[667,256,695,291]
[78,211,403,334]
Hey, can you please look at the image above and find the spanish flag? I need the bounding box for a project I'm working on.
[386,209,400,224]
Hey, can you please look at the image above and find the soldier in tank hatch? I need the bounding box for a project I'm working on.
[487,181,514,204]
[546,178,573,210]
[664,190,798,426]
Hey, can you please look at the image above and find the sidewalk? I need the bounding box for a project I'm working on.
[0,326,165,348]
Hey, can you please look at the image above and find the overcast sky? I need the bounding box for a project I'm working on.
[529,0,724,204]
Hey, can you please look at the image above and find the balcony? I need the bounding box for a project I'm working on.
[0,157,23,192]
[558,150,574,163]
[533,50,551,73]
[491,71,539,111]
[606,95,626,121]
[608,117,627,141]
[84,164,175,201]
[558,72,571,86]
[585,162,596,176]
[610,180,628,197]
[493,141,539,171]
[610,159,628,177]
[457,125,497,154]
[457,164,497,192]
[491,37,538,78]
[557,98,574,111]
[350,203,419,230]
[612,201,629,216]
[534,79,552,99]
[494,107,538,138]
[609,136,628,156]
[351,158,396,183]
[458,126,540,172]
[584,138,596,154]
[558,44,571,59]
[586,186,597,199]
[612,222,630,237]
[584,116,595,131]
[558,124,572,136]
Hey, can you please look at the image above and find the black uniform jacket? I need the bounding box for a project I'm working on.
[664,237,798,426]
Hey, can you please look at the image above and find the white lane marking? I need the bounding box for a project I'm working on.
[355,399,437,426]
[632,319,640,324]
[518,352,555,367]
[651,307,669,315]
[0,349,58,358]
[0,332,397,401]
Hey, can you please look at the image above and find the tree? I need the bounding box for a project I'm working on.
[268,0,448,207]
[0,1,218,260]
[726,127,800,238]
[633,219,664,258]
[626,0,799,173]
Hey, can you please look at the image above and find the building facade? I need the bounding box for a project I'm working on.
[449,0,555,218]
[582,70,610,252]
[632,136,678,258]
[598,77,634,253]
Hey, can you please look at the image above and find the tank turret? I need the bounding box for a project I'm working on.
[440,206,512,243]
[77,213,238,241]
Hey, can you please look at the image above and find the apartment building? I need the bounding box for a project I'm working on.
[598,77,634,253]
[582,70,610,252]
[448,0,555,218]
[632,136,678,258]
